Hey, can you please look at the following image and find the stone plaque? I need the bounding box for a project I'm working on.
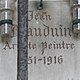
[28,0,80,80]
[0,1,17,80]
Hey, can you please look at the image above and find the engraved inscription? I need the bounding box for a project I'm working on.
[28,11,51,21]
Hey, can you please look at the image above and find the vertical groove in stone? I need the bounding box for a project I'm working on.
[17,0,28,80]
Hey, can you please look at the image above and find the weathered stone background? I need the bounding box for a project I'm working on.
[0,0,80,80]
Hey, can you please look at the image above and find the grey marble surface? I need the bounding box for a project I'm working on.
[17,0,28,80]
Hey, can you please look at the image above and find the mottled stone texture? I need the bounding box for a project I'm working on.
[17,0,28,80]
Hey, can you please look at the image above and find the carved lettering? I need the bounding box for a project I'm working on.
[41,41,75,54]
[28,11,51,21]
[3,41,17,50]
[28,24,72,37]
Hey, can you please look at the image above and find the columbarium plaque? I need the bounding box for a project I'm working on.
[28,0,80,80]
